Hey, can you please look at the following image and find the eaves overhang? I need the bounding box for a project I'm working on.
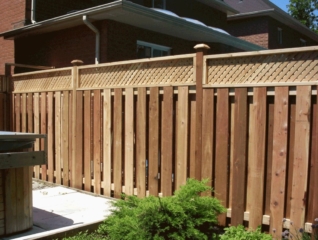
[0,0,263,51]
[228,9,318,43]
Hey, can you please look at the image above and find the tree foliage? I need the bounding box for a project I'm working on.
[287,0,318,32]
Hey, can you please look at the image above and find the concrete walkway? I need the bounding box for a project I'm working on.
[2,180,115,240]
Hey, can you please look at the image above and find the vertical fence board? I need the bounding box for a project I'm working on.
[84,90,91,191]
[136,88,147,198]
[103,89,112,197]
[62,91,70,186]
[265,97,274,215]
[231,87,248,226]
[34,93,40,179]
[73,91,83,189]
[5,169,17,234]
[94,90,101,194]
[286,97,296,219]
[40,92,47,180]
[27,93,33,133]
[148,87,159,196]
[47,92,54,182]
[55,92,61,184]
[270,87,289,237]
[15,94,20,132]
[201,88,214,196]
[175,87,189,190]
[113,88,123,198]
[229,97,235,208]
[290,86,311,230]
[189,95,196,179]
[21,93,26,132]
[161,86,173,197]
[215,88,229,225]
[247,87,266,229]
[125,88,134,196]
[307,94,316,223]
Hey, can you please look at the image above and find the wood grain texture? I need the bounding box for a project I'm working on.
[290,86,311,230]
[307,94,316,223]
[55,92,61,184]
[286,97,296,219]
[264,97,274,215]
[103,89,112,197]
[215,88,229,225]
[148,87,159,196]
[175,87,189,191]
[33,93,40,179]
[189,95,196,179]
[247,87,267,230]
[84,90,91,191]
[62,91,70,186]
[113,88,123,198]
[47,92,54,182]
[125,88,134,196]
[93,90,101,194]
[161,87,173,197]
[136,88,146,198]
[269,87,289,237]
[5,169,17,234]
[40,92,47,180]
[201,88,214,197]
[231,87,248,226]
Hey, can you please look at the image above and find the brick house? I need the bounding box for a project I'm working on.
[224,0,318,49]
[0,0,265,74]
[1,0,317,74]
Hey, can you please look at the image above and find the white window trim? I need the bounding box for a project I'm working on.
[152,0,166,9]
[137,40,171,57]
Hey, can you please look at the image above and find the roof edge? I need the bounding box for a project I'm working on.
[228,8,318,42]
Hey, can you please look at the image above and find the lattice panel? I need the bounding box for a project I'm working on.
[13,70,72,92]
[206,51,318,86]
[78,58,194,88]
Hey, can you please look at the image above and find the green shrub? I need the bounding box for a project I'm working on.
[220,225,272,240]
[97,178,226,240]
[62,231,106,240]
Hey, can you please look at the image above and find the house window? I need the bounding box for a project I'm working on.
[300,38,307,46]
[277,28,282,44]
[152,0,166,9]
[137,40,171,58]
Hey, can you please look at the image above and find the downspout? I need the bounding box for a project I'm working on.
[83,15,100,64]
[31,0,36,24]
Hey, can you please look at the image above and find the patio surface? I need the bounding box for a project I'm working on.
[2,180,115,240]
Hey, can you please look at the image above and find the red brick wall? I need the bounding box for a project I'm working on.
[0,0,29,75]
[226,17,269,49]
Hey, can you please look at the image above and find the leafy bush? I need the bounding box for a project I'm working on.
[97,178,226,240]
[220,225,272,240]
[62,231,106,240]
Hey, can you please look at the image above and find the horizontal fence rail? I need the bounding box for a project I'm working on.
[8,46,318,238]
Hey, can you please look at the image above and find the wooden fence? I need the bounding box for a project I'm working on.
[7,46,318,237]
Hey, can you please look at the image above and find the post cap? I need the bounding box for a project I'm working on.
[71,60,84,66]
[194,44,210,50]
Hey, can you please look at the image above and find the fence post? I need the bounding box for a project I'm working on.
[194,44,210,181]
[71,60,83,189]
